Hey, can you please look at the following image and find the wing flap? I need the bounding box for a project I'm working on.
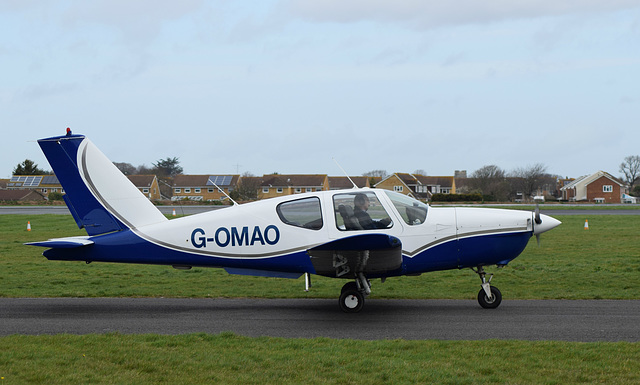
[307,234,402,278]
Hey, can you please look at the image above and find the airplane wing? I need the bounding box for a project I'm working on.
[25,237,94,249]
[307,234,402,278]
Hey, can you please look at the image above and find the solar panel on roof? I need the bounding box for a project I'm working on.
[9,176,43,187]
[206,175,232,186]
[23,176,43,187]
[42,175,60,184]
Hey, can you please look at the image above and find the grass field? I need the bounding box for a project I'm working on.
[1,213,638,299]
[1,333,639,384]
[1,213,639,384]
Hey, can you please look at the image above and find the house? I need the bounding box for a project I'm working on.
[172,175,240,201]
[374,173,455,200]
[328,176,370,190]
[7,175,63,196]
[127,175,162,200]
[0,189,46,202]
[258,174,329,199]
[560,171,628,203]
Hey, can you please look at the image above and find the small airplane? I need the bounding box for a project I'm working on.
[27,130,561,312]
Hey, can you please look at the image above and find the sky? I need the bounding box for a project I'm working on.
[2,1,640,180]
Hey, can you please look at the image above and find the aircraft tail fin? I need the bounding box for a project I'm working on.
[38,132,167,235]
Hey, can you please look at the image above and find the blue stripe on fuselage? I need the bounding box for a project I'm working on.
[42,229,315,274]
[401,231,532,275]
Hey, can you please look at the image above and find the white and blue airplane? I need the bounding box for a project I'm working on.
[27,131,561,312]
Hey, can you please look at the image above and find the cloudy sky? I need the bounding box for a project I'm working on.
[2,1,640,180]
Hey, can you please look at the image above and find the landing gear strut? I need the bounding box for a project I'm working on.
[339,273,371,313]
[472,266,502,309]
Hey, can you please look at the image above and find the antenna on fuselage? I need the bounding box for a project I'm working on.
[208,177,238,206]
[332,158,358,189]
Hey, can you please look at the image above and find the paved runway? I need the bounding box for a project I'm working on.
[1,298,638,342]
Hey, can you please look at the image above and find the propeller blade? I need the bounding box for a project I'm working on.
[534,203,542,225]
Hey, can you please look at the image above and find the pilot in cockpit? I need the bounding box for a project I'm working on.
[353,193,391,230]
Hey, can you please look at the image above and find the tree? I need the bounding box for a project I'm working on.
[509,163,549,200]
[113,162,137,175]
[13,159,49,175]
[363,170,388,178]
[153,157,183,178]
[619,155,640,189]
[230,172,259,201]
[413,169,428,176]
[136,164,154,175]
[363,169,388,187]
[469,165,510,201]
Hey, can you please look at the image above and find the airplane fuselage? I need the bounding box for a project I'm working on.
[42,189,547,279]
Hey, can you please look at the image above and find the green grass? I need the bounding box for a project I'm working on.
[0,333,639,384]
[1,214,639,299]
[2,214,640,384]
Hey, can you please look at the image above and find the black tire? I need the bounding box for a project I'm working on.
[339,290,364,313]
[341,281,358,294]
[477,286,502,309]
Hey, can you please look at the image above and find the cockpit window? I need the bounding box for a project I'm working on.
[383,190,428,225]
[277,197,323,230]
[333,191,393,231]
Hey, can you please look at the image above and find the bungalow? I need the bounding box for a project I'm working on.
[560,171,628,203]
[374,173,455,200]
[172,175,240,202]
[0,189,46,202]
[127,175,162,200]
[7,175,63,196]
[259,174,329,199]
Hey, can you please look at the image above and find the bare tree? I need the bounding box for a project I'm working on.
[510,163,549,200]
[231,172,260,201]
[113,162,136,175]
[469,165,510,201]
[136,164,154,175]
[363,170,388,178]
[619,155,640,189]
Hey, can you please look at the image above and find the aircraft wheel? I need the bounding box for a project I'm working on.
[339,290,364,313]
[341,281,358,294]
[477,286,502,309]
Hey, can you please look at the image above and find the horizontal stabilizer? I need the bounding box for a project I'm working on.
[307,234,403,278]
[25,237,94,249]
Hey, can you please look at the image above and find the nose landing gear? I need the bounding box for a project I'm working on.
[472,266,502,309]
[339,273,371,313]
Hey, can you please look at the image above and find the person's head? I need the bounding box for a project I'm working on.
[354,193,370,210]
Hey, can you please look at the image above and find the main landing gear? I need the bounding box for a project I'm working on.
[339,273,371,313]
[472,266,502,309]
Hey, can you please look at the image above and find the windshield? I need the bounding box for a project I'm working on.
[383,190,428,225]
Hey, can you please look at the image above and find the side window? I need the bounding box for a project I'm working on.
[333,192,393,231]
[277,197,323,230]
[384,190,428,225]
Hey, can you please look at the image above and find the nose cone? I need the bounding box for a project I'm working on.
[533,214,562,235]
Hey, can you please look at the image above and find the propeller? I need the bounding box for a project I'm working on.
[534,203,542,246]
[532,202,562,246]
